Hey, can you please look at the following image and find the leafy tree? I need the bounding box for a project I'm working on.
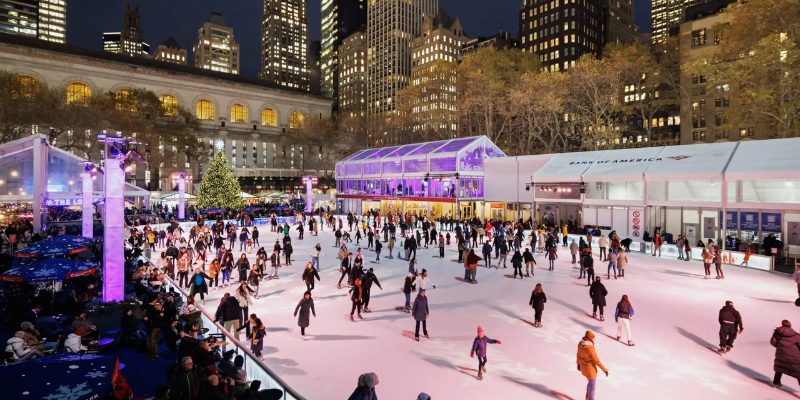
[196,152,243,209]
[563,54,624,149]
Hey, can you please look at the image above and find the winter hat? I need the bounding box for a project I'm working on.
[20,321,34,330]
[782,320,792,328]
[418,288,426,293]
[477,325,485,335]
[417,393,431,400]
[358,372,380,388]
[235,368,248,383]
[584,330,596,340]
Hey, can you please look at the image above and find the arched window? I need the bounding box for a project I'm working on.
[289,111,304,129]
[159,94,179,116]
[115,88,136,112]
[261,108,277,127]
[195,99,215,120]
[230,103,248,123]
[14,74,39,99]
[66,82,92,105]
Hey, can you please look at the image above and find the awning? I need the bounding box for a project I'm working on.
[158,191,196,200]
[240,192,257,199]
[580,147,665,182]
[644,142,739,182]
[531,150,604,183]
[724,138,800,181]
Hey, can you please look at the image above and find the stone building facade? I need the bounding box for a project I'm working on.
[0,34,332,193]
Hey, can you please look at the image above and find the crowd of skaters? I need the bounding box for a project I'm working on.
[122,208,800,400]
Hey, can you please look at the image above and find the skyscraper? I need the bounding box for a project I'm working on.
[519,0,637,72]
[154,36,187,66]
[103,4,149,56]
[651,0,693,44]
[193,12,240,75]
[261,0,309,91]
[337,28,366,119]
[367,0,438,146]
[320,0,367,102]
[409,10,468,138]
[0,0,66,43]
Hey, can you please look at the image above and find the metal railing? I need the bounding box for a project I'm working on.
[161,276,305,400]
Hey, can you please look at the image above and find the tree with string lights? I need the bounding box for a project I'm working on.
[196,151,243,210]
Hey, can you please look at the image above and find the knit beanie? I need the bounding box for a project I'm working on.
[417,393,431,400]
[584,330,595,340]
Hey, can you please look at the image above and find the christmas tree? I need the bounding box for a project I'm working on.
[196,152,244,210]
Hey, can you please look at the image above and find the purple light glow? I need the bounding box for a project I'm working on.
[178,174,185,220]
[102,157,124,302]
[81,172,93,238]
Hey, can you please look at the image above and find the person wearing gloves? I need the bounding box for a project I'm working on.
[470,325,501,381]
[347,372,380,400]
[576,330,609,400]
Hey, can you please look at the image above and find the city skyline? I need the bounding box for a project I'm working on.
[65,0,652,79]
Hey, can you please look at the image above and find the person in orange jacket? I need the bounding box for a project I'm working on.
[577,330,609,400]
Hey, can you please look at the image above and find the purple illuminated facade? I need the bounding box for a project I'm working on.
[335,136,505,217]
[102,152,125,302]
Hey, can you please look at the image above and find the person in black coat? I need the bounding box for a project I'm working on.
[236,254,250,282]
[302,262,321,291]
[511,250,524,278]
[361,268,383,313]
[718,300,744,353]
[590,277,608,321]
[412,289,429,341]
[293,291,316,336]
[583,253,595,285]
[528,283,547,327]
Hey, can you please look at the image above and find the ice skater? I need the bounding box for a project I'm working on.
[402,273,415,312]
[590,277,608,321]
[412,289,429,341]
[702,248,713,279]
[617,248,628,278]
[614,295,634,346]
[606,249,618,279]
[714,249,724,279]
[523,248,536,277]
[302,262,321,292]
[718,300,743,353]
[528,283,547,327]
[470,325,501,381]
[361,268,383,313]
[337,252,352,289]
[349,277,364,321]
[577,330,609,400]
[293,291,316,337]
[374,240,382,263]
[583,252,595,285]
[546,244,557,271]
[770,319,800,389]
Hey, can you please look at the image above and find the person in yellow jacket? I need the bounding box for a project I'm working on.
[576,330,609,400]
[562,225,569,247]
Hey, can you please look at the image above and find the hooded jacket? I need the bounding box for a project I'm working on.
[771,326,800,379]
[5,332,31,358]
[576,336,607,379]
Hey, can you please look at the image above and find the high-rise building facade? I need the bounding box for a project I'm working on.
[651,0,693,44]
[103,4,149,56]
[308,39,321,94]
[461,32,518,55]
[519,0,637,72]
[0,0,66,43]
[367,0,438,146]
[337,29,366,119]
[193,12,239,75]
[261,0,309,91]
[154,36,187,65]
[320,0,367,102]
[409,10,468,138]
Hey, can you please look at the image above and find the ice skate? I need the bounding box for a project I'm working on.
[476,372,483,380]
[415,336,419,341]
[599,316,605,321]
[592,313,597,318]
[358,314,364,319]
[481,366,487,373]
[628,341,635,346]
[350,315,355,321]
[424,333,429,338]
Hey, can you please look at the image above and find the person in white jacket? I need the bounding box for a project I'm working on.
[418,269,436,292]
[6,331,45,360]
[64,332,88,353]
[598,235,609,262]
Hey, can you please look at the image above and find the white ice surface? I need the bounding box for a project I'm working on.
[194,226,800,400]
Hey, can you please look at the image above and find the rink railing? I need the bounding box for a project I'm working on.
[161,276,306,400]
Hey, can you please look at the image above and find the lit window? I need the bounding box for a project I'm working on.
[14,74,39,98]
[261,108,277,127]
[66,82,92,105]
[159,94,179,116]
[196,99,215,120]
[230,103,248,123]
[289,111,304,129]
[115,88,136,112]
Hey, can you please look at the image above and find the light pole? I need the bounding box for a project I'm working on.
[81,162,98,238]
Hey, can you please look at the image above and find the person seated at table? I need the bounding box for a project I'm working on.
[5,331,46,361]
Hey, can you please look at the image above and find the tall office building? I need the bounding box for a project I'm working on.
[193,12,240,75]
[367,0,438,146]
[337,28,366,119]
[0,0,66,43]
[154,36,187,65]
[519,0,637,72]
[651,0,693,44]
[320,0,367,102]
[103,4,149,56]
[461,32,518,55]
[308,39,321,94]
[261,0,309,91]
[409,10,468,137]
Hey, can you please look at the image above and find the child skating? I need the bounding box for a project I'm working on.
[470,325,502,380]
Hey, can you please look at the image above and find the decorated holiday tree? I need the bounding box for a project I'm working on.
[196,152,244,210]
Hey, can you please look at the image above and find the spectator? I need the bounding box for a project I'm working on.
[5,331,45,361]
[168,356,200,400]
[347,372,380,400]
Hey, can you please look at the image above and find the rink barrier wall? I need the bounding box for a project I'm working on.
[563,233,775,273]
[152,260,306,399]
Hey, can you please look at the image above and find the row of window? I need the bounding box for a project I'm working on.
[58,79,304,128]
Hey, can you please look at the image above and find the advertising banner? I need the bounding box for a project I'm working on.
[788,221,800,246]
[719,211,738,230]
[739,212,759,231]
[703,217,716,239]
[760,212,782,233]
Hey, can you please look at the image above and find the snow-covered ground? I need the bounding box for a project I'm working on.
[193,225,800,400]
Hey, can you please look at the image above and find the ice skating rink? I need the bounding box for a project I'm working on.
[195,226,800,400]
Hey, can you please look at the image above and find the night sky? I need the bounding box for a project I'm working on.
[67,0,651,78]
